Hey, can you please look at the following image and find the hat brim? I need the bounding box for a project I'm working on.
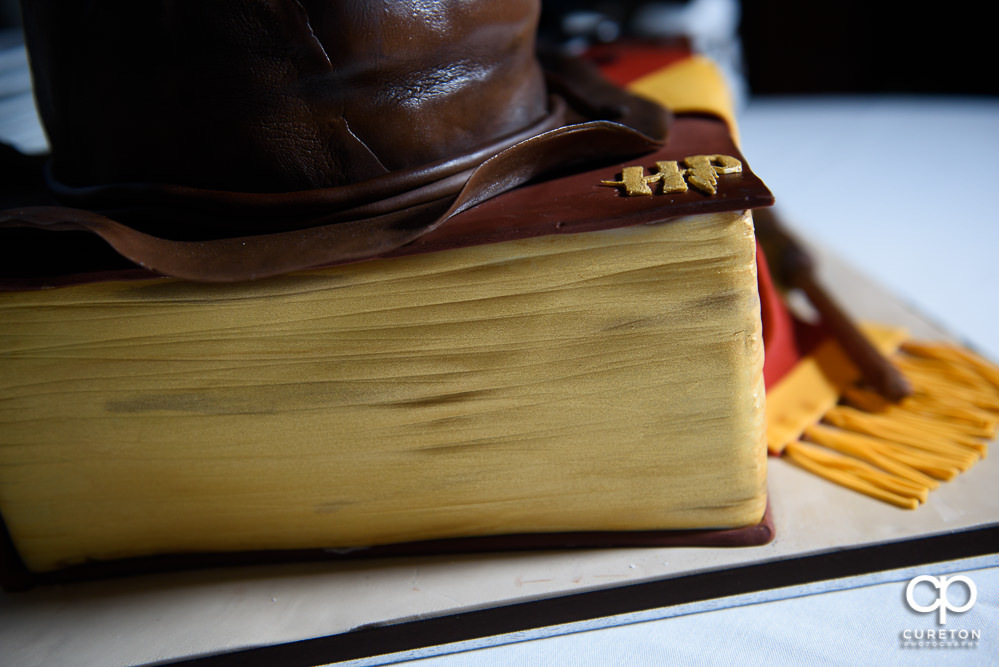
[1,113,666,282]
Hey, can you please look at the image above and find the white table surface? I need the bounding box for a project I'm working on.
[1,36,997,665]
[739,95,999,364]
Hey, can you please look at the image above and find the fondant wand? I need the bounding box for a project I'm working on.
[754,207,913,402]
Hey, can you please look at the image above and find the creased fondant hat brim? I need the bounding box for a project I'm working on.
[1,119,665,282]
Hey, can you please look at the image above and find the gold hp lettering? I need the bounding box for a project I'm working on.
[601,154,742,196]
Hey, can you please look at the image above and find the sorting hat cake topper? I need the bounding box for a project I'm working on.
[2,0,672,282]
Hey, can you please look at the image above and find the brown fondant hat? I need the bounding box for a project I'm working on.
[1,0,670,282]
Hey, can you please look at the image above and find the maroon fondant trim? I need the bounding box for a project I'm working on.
[0,512,33,592]
[1,504,773,591]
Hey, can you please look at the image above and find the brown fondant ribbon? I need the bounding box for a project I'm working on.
[0,120,663,282]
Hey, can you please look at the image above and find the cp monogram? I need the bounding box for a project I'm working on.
[905,574,978,624]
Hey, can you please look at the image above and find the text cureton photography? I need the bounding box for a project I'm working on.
[900,574,982,650]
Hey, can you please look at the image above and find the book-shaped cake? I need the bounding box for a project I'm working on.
[0,1,773,587]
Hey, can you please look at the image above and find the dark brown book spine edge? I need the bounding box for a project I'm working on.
[1,504,774,591]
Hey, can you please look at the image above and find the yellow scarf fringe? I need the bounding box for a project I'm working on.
[767,324,996,509]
